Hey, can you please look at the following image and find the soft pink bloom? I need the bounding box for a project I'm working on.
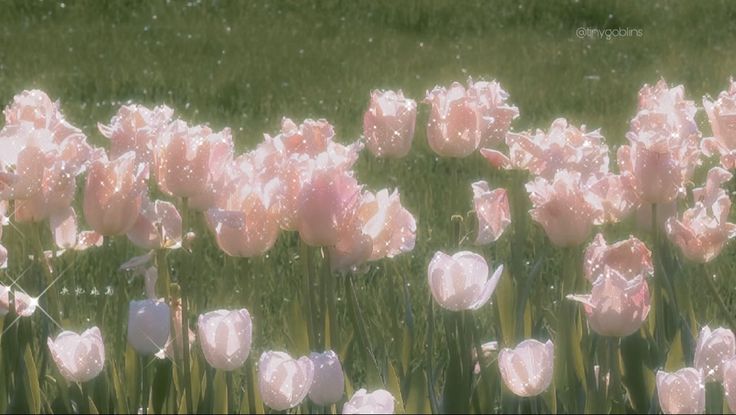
[83,151,148,236]
[632,80,701,143]
[723,357,736,412]
[666,167,736,263]
[0,285,37,317]
[467,79,519,147]
[198,309,252,371]
[342,389,395,415]
[308,350,345,406]
[427,251,503,311]
[127,299,170,355]
[425,82,482,157]
[693,326,735,382]
[258,351,314,411]
[568,268,650,337]
[482,118,608,179]
[526,170,604,247]
[98,104,173,164]
[471,180,510,245]
[498,339,554,397]
[702,79,736,168]
[127,198,182,250]
[588,173,638,223]
[656,368,705,414]
[155,120,234,202]
[278,117,335,156]
[583,233,653,282]
[47,327,105,383]
[363,90,416,158]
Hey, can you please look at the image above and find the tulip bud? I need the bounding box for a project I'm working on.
[693,326,735,382]
[498,339,554,397]
[47,327,105,383]
[363,90,417,158]
[197,309,252,371]
[656,368,705,414]
[308,350,344,406]
[342,388,395,414]
[258,351,314,411]
[127,299,170,355]
[471,181,511,245]
[428,251,503,311]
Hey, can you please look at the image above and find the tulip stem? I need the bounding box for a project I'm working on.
[180,290,193,414]
[703,271,736,331]
[300,241,318,351]
[322,249,339,352]
[31,223,59,321]
[346,275,382,381]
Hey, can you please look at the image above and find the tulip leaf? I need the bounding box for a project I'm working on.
[111,364,129,413]
[213,369,228,414]
[287,299,310,356]
[88,397,99,414]
[496,270,516,345]
[190,355,201,411]
[151,359,172,414]
[387,362,405,414]
[124,345,140,411]
[665,330,684,372]
[22,345,41,414]
[401,324,412,376]
[405,368,431,414]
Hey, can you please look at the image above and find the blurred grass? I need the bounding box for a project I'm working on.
[2,0,736,411]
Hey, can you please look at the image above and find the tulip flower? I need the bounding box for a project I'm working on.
[258,351,314,411]
[467,78,519,147]
[0,286,37,317]
[568,268,650,337]
[481,118,608,180]
[666,167,736,263]
[498,339,554,397]
[278,117,335,156]
[526,169,604,247]
[47,327,105,383]
[98,104,174,164]
[425,82,482,157]
[588,173,638,223]
[197,309,252,371]
[693,326,735,382]
[702,79,736,169]
[656,368,705,414]
[308,350,345,406]
[363,90,417,158]
[723,357,736,412]
[127,198,182,250]
[342,389,395,414]
[632,80,701,143]
[583,233,653,282]
[471,180,510,245]
[428,251,503,311]
[357,188,416,260]
[83,151,148,236]
[127,299,170,355]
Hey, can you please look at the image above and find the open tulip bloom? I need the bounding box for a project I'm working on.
[656,368,706,414]
[428,250,503,311]
[47,327,105,384]
[498,339,555,397]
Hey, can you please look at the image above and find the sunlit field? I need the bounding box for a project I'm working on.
[2,1,736,414]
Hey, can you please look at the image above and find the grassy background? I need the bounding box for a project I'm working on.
[2,0,736,412]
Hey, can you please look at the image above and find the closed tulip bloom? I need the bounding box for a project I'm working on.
[583,233,653,282]
[343,389,395,414]
[127,198,182,250]
[98,104,174,164]
[197,309,252,371]
[526,170,604,247]
[308,350,344,406]
[471,181,511,245]
[467,79,519,147]
[702,79,736,169]
[363,90,416,158]
[428,251,503,311]
[656,368,705,414]
[568,268,650,337]
[258,351,314,411]
[498,339,554,397]
[127,299,170,355]
[693,326,735,382]
[723,357,736,412]
[425,82,482,158]
[83,151,148,236]
[47,327,105,383]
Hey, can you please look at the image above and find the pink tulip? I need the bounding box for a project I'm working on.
[127,198,182,250]
[467,79,519,147]
[98,104,174,164]
[197,309,252,371]
[588,173,638,223]
[693,326,735,382]
[723,357,736,412]
[363,90,416,158]
[498,339,554,397]
[425,82,482,157]
[308,350,344,406]
[428,251,503,311]
[482,118,608,180]
[127,299,170,355]
[47,327,105,383]
[526,170,604,247]
[355,188,416,260]
[342,389,395,414]
[329,226,373,273]
[583,233,653,282]
[278,117,335,156]
[656,368,705,414]
[258,351,314,411]
[632,80,700,143]
[666,167,736,263]
[568,268,650,337]
[702,79,736,169]
[471,181,510,245]
[0,286,37,317]
[83,151,148,236]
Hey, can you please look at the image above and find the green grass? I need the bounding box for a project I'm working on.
[2,1,736,413]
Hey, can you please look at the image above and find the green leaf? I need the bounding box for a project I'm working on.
[665,330,684,372]
[495,269,515,345]
[151,360,172,414]
[404,368,431,414]
[386,363,405,414]
[111,364,129,413]
[22,345,41,414]
[124,345,140,411]
[213,370,228,414]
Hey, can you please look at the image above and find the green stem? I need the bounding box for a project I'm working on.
[322,249,338,352]
[180,290,193,414]
[31,223,59,321]
[300,241,318,350]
